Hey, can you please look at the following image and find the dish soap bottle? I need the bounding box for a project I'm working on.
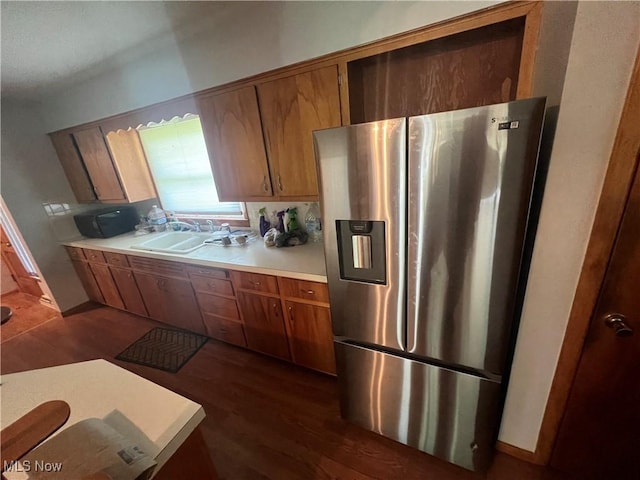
[304,203,322,243]
[148,205,167,232]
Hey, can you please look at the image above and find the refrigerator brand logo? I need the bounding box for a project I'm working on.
[492,117,520,130]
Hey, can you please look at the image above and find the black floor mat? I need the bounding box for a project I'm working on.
[116,327,208,373]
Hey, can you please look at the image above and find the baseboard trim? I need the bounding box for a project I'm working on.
[496,441,544,465]
[62,301,98,317]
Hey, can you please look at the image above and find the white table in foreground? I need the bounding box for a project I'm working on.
[0,359,210,478]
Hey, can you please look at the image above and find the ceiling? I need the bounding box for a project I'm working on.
[1,1,239,100]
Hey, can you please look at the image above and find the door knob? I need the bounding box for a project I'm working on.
[603,313,633,337]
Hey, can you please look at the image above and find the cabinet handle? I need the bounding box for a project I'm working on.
[253,281,261,286]
[288,305,293,323]
[303,289,315,295]
[262,176,269,193]
[273,303,279,316]
[127,273,132,279]
[208,283,216,290]
[277,175,283,191]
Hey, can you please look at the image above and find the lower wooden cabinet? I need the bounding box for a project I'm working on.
[202,313,246,347]
[68,247,336,374]
[236,291,291,360]
[134,271,206,335]
[284,301,336,374]
[88,263,125,310]
[110,266,148,317]
[71,260,104,304]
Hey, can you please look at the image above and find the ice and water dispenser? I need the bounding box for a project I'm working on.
[335,220,386,284]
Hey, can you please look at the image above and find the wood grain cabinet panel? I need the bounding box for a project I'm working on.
[49,132,96,203]
[71,260,104,303]
[202,313,247,348]
[83,249,106,264]
[257,65,342,197]
[72,127,125,201]
[103,129,156,202]
[65,246,86,261]
[88,263,125,310]
[110,266,148,317]
[229,271,279,295]
[104,252,129,267]
[236,291,290,360]
[196,292,240,320]
[198,86,272,200]
[284,301,336,374]
[190,275,234,297]
[278,277,329,304]
[134,271,206,335]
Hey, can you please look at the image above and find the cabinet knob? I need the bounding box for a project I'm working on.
[277,175,283,192]
[262,176,269,193]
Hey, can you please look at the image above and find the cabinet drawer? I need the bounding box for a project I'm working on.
[185,264,229,280]
[191,275,234,297]
[278,277,329,303]
[196,292,240,320]
[230,271,278,294]
[202,314,246,347]
[128,255,187,278]
[65,246,86,261]
[83,249,106,264]
[104,252,129,267]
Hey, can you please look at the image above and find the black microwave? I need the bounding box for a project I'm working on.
[74,206,138,238]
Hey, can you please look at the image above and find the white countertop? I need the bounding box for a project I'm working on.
[65,231,328,283]
[0,360,205,477]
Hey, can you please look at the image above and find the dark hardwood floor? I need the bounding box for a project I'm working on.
[0,291,61,343]
[0,305,571,479]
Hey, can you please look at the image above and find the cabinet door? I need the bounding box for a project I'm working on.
[71,260,104,304]
[133,271,166,322]
[89,263,125,310]
[198,86,273,200]
[110,266,148,317]
[49,132,96,203]
[285,301,336,374]
[104,129,156,202]
[236,291,290,360]
[257,65,341,197]
[159,276,207,335]
[134,272,206,334]
[73,127,125,201]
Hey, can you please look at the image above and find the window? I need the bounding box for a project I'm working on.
[137,115,245,220]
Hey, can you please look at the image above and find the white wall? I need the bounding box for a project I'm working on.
[499,1,640,451]
[38,1,502,131]
[5,0,639,453]
[0,100,89,311]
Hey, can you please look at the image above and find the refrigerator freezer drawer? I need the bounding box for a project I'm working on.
[335,341,502,472]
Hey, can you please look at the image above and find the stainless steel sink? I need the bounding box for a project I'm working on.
[130,232,209,254]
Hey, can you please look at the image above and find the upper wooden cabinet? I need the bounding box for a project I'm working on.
[49,132,96,203]
[198,86,273,200]
[198,65,342,202]
[72,127,126,201]
[49,127,156,204]
[257,65,342,198]
[103,129,157,202]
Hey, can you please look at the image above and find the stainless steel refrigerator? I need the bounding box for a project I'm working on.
[313,98,546,472]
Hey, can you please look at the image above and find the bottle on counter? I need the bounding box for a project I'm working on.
[258,207,271,237]
[148,205,167,232]
[304,203,322,243]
